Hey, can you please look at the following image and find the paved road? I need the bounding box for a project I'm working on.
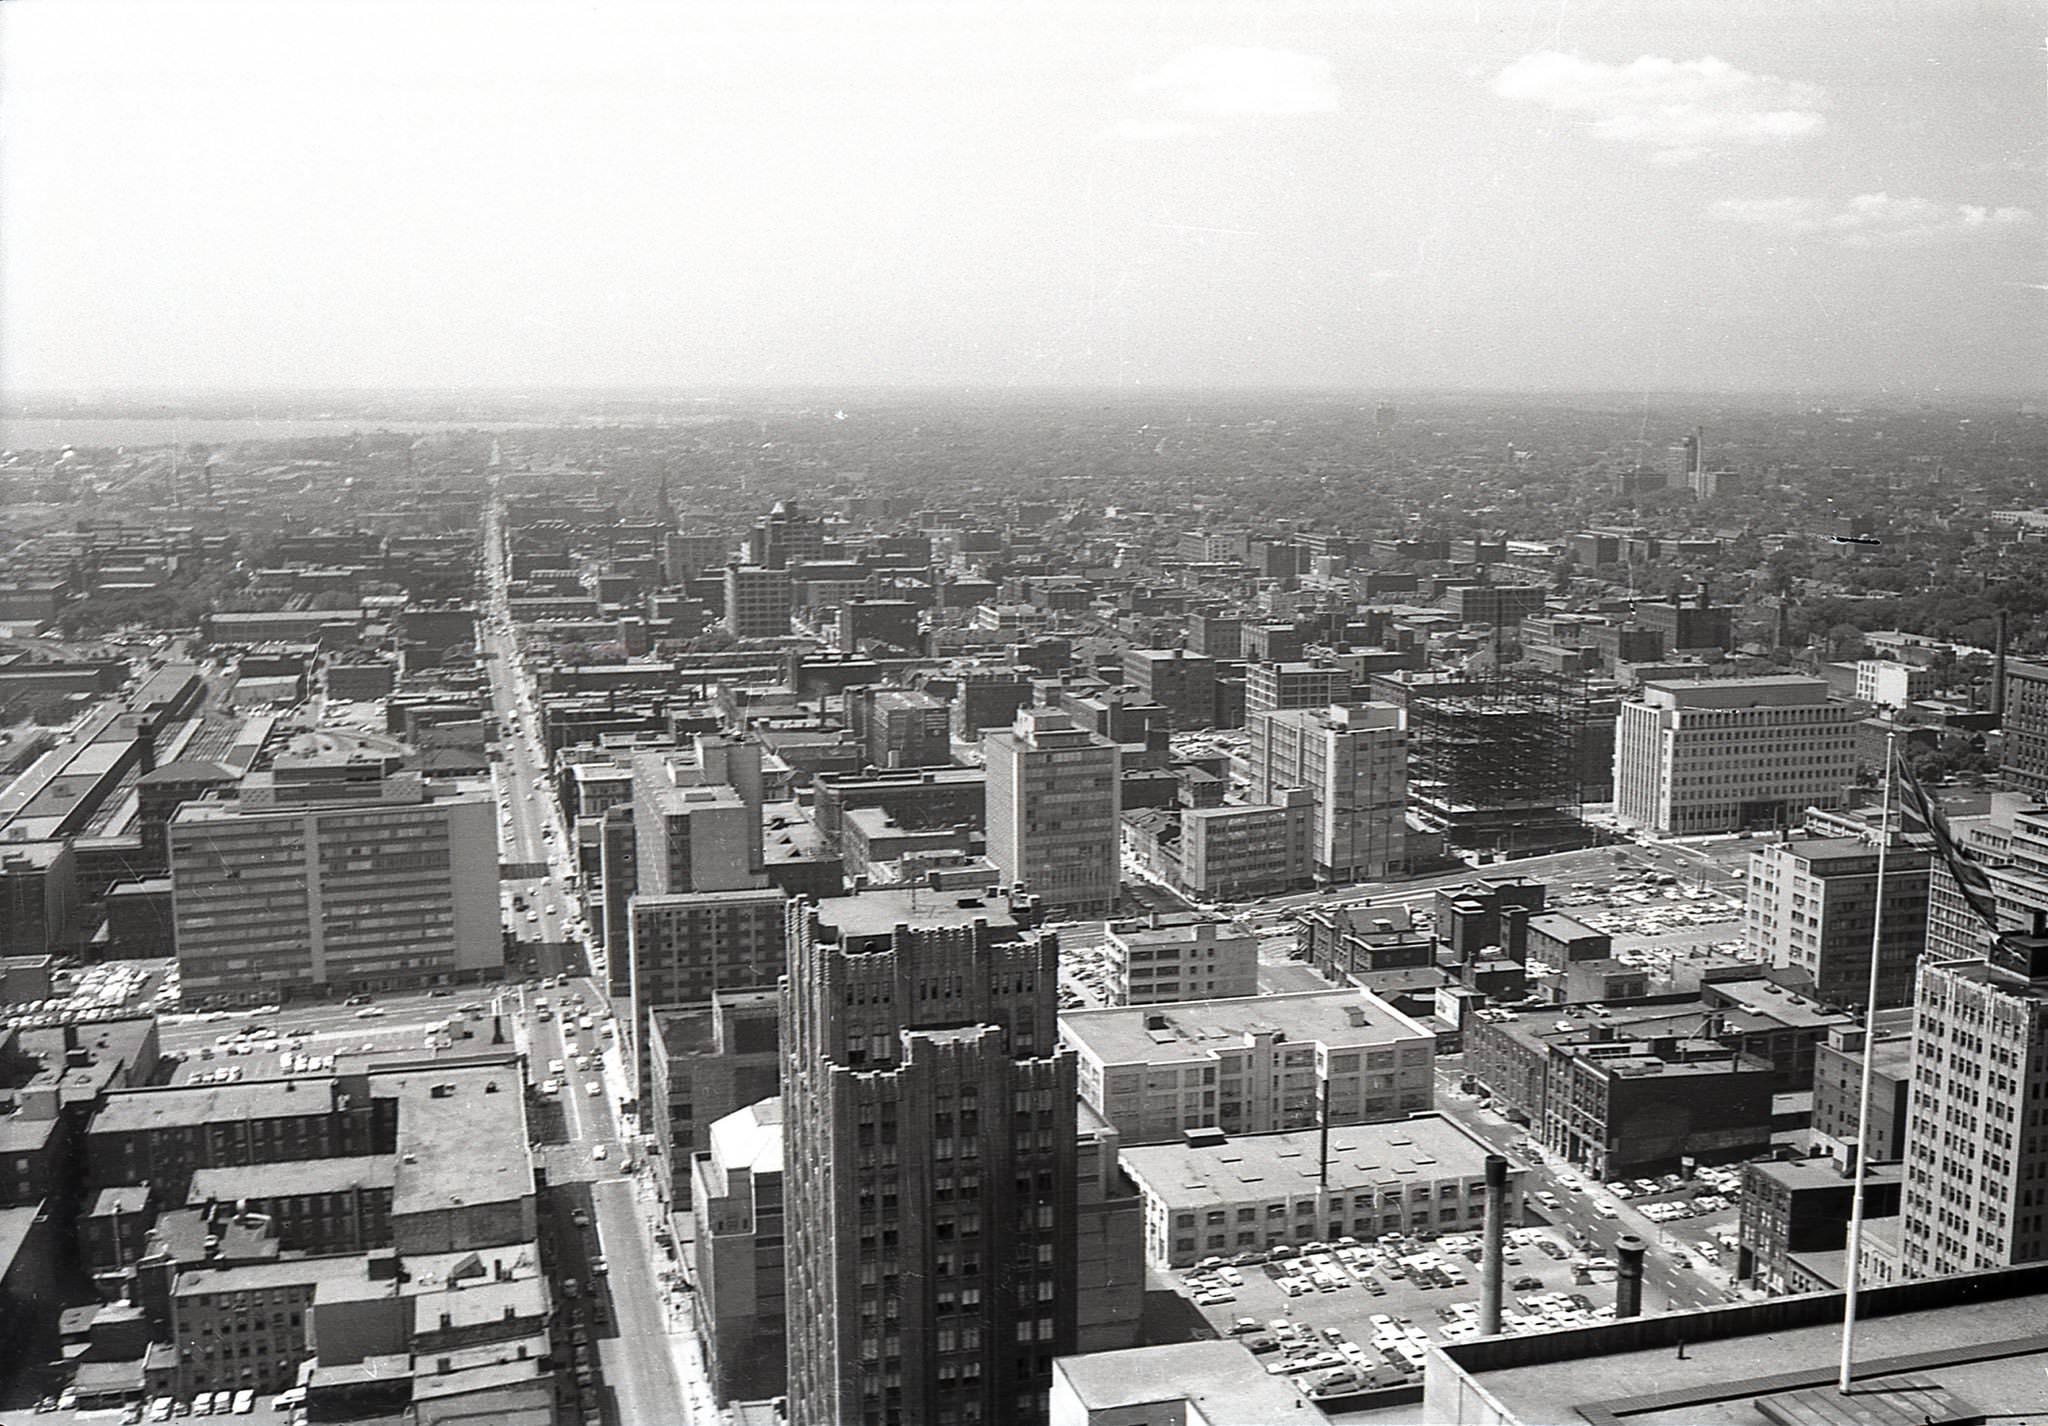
[483,494,593,986]
[1428,1064,1737,1317]
[485,487,707,1425]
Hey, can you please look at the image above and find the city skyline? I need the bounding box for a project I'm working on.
[2,0,2042,396]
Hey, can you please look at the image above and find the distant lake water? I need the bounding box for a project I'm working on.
[1,414,719,450]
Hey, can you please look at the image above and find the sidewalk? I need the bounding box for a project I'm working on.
[619,1153,723,1422]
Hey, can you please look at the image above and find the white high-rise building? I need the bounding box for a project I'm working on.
[1246,703,1407,884]
[169,766,498,1001]
[1613,676,1856,836]
[1742,835,1930,1010]
[984,707,1121,915]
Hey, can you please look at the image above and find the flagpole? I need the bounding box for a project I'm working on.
[1839,731,1896,1395]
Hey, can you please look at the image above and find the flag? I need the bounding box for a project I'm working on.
[1894,748,2004,937]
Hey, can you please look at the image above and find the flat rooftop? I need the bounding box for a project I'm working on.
[378,1063,533,1219]
[171,1252,372,1297]
[1748,1157,1902,1194]
[811,886,1032,943]
[1433,1262,2048,1425]
[92,1077,342,1134]
[1525,911,1605,941]
[188,1154,399,1202]
[1054,1339,1317,1425]
[1120,1114,1498,1210]
[1107,916,1255,949]
[1061,988,1430,1066]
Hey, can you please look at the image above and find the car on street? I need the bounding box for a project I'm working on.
[586,1081,602,1096]
[354,1007,383,1019]
[592,1144,607,1160]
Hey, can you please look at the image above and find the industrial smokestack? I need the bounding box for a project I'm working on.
[1479,1155,1509,1337]
[1615,1234,1647,1319]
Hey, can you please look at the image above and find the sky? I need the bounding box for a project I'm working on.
[1,0,2042,395]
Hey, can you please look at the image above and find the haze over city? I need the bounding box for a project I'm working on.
[2,0,2042,396]
[9,6,2048,1426]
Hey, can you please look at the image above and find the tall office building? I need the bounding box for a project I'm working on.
[631,745,767,897]
[1899,937,2048,1278]
[781,892,1076,1426]
[725,564,794,639]
[1743,836,1931,1010]
[626,887,788,1098]
[983,707,1120,916]
[2002,659,2048,796]
[1120,649,1215,732]
[748,499,828,569]
[1246,703,1407,884]
[1613,676,1857,835]
[168,764,498,1002]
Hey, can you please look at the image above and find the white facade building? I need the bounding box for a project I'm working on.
[1059,988,1435,1145]
[1855,659,1937,710]
[1613,676,1856,836]
[1246,703,1407,883]
[984,706,1122,915]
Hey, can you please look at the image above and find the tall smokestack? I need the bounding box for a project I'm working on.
[1615,1234,1647,1319]
[1995,610,2010,720]
[1479,1155,1509,1337]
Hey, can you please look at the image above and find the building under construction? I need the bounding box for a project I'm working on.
[1369,668,1595,857]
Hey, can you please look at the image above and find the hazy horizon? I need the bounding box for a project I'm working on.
[4,0,2042,397]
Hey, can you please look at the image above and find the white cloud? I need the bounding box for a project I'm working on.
[1493,51,1824,162]
[1128,46,1339,122]
[1708,192,2035,246]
